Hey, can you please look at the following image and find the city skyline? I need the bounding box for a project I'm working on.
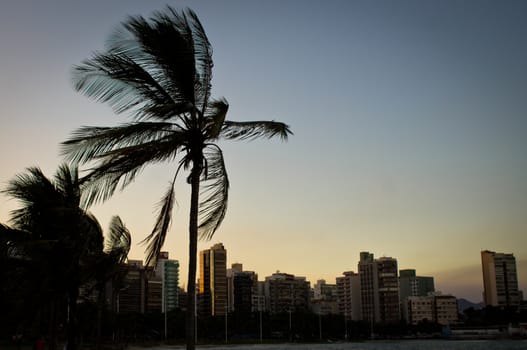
[1,1,526,304]
[150,242,524,305]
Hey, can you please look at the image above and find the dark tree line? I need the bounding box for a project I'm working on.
[1,166,131,350]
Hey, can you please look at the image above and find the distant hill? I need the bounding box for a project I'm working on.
[457,298,484,312]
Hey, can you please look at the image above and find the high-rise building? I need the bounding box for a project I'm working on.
[399,269,435,321]
[481,250,521,308]
[118,260,147,314]
[264,272,310,314]
[156,251,179,312]
[227,263,244,312]
[359,252,375,321]
[376,257,400,322]
[336,271,361,320]
[147,275,163,312]
[233,271,258,313]
[358,252,400,323]
[199,243,227,316]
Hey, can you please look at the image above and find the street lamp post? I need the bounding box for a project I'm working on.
[318,310,322,341]
[225,304,228,343]
[164,281,167,341]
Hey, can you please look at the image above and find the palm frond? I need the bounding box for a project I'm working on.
[61,122,179,164]
[198,145,229,240]
[204,98,228,139]
[73,50,194,121]
[73,8,202,122]
[141,180,177,267]
[3,167,61,231]
[105,216,131,263]
[79,132,186,207]
[221,120,292,141]
[183,7,213,113]
[108,7,201,110]
[54,164,81,207]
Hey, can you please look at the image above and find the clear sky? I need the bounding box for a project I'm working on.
[1,0,526,302]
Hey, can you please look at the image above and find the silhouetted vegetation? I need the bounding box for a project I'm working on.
[461,305,527,326]
[1,165,130,350]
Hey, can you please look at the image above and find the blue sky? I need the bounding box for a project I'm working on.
[1,0,526,302]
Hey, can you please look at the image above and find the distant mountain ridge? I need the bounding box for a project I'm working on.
[457,298,484,312]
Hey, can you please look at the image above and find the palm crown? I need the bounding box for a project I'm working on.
[62,7,291,268]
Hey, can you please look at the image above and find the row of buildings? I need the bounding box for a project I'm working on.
[111,245,522,327]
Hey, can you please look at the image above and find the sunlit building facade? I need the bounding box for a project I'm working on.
[336,271,361,320]
[359,252,400,323]
[481,250,521,308]
[199,243,227,316]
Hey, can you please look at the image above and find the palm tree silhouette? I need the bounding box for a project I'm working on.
[3,165,105,350]
[62,7,291,349]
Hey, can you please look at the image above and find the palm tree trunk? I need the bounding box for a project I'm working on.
[48,299,57,350]
[186,162,201,350]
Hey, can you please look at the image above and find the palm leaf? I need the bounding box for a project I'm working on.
[183,7,214,113]
[198,146,229,240]
[221,120,292,141]
[105,216,131,263]
[3,167,61,232]
[141,180,177,267]
[62,122,179,164]
[78,132,186,207]
[54,164,81,207]
[204,98,229,139]
[73,8,202,119]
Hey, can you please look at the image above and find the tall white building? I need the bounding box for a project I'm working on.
[336,271,361,320]
[481,250,521,308]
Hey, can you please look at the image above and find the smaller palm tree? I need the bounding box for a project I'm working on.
[3,165,105,350]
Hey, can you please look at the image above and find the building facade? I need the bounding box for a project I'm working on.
[312,279,338,315]
[233,271,258,313]
[399,269,435,321]
[264,272,310,314]
[156,251,180,312]
[199,243,227,316]
[481,250,521,308]
[358,252,400,323]
[405,293,458,325]
[336,272,361,320]
[359,252,376,321]
[118,259,147,314]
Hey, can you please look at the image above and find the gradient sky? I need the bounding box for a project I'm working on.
[1,0,526,302]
